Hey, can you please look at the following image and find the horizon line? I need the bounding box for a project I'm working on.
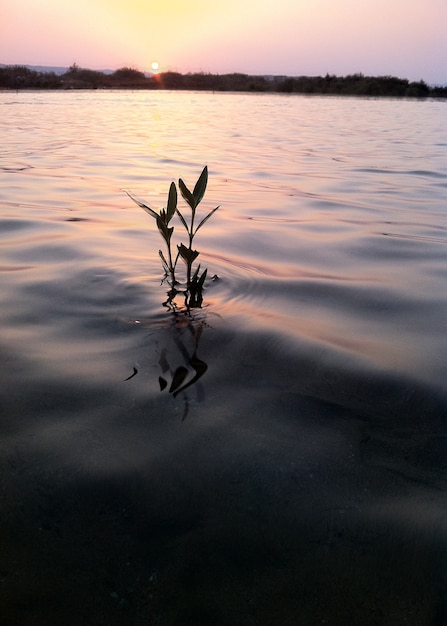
[1,62,444,86]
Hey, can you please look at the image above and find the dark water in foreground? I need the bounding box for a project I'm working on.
[1,91,447,625]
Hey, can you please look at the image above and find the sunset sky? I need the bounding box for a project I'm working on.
[1,0,446,84]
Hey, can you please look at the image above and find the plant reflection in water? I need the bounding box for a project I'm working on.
[157,311,209,421]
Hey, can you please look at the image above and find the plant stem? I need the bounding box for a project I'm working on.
[166,242,176,286]
[187,219,195,287]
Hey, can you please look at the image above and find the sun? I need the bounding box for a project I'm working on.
[151,61,159,73]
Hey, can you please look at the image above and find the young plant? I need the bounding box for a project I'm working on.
[126,166,219,309]
[177,166,219,290]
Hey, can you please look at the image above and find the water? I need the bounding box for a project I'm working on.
[1,90,447,625]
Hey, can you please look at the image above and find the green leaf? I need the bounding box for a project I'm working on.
[166,182,177,222]
[125,190,158,219]
[194,205,220,235]
[193,166,208,207]
[179,178,195,210]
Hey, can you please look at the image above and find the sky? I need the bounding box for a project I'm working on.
[1,0,446,84]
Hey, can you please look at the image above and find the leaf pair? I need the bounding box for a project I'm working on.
[170,353,207,398]
[177,166,220,238]
[179,166,208,211]
[178,243,199,266]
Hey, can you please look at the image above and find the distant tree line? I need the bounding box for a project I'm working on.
[1,64,446,98]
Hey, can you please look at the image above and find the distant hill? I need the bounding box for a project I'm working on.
[26,65,68,75]
[0,64,114,75]
[1,64,445,87]
[1,64,445,95]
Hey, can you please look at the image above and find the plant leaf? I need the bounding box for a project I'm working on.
[179,178,195,210]
[177,242,188,260]
[190,264,201,283]
[173,247,180,270]
[178,243,199,264]
[176,208,189,233]
[156,215,173,243]
[125,190,158,219]
[158,249,169,274]
[198,268,208,289]
[194,205,220,235]
[193,166,208,207]
[166,182,177,222]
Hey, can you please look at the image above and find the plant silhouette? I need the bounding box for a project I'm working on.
[125,167,220,416]
[127,166,219,310]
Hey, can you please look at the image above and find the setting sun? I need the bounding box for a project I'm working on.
[2,0,445,83]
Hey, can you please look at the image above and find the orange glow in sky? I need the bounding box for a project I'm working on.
[1,0,446,83]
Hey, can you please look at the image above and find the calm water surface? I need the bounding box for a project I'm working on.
[1,90,447,624]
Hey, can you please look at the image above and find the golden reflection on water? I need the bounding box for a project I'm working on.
[1,90,446,396]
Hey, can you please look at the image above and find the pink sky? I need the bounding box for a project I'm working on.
[1,0,446,83]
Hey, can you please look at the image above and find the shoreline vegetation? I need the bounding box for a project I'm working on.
[1,64,446,97]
